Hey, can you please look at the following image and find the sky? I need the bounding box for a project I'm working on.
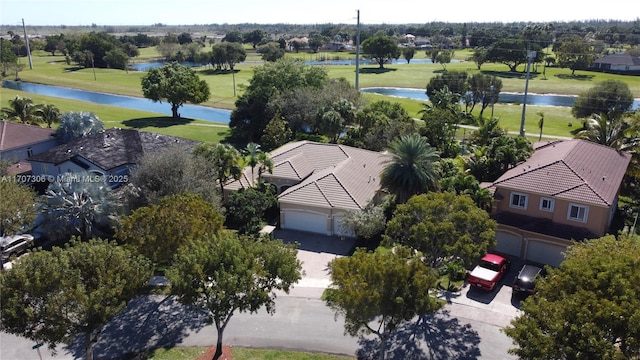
[1,0,639,26]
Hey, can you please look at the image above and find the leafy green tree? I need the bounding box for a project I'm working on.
[402,46,415,63]
[193,143,243,194]
[40,172,119,242]
[486,36,528,72]
[243,29,267,49]
[141,63,210,118]
[0,239,152,360]
[555,34,596,75]
[342,100,416,151]
[103,48,128,70]
[76,31,120,68]
[220,42,246,70]
[1,96,42,125]
[466,135,533,182]
[435,49,454,70]
[419,105,460,158]
[308,33,327,53]
[471,47,488,70]
[167,233,302,360]
[468,116,506,147]
[380,134,441,203]
[0,38,18,77]
[128,146,221,209]
[425,71,468,101]
[361,35,401,69]
[325,246,442,360]
[260,112,292,151]
[222,31,243,43]
[44,34,65,56]
[384,192,496,268]
[440,173,493,211]
[572,80,634,120]
[466,74,502,118]
[117,193,224,266]
[177,32,193,45]
[225,187,278,235]
[0,180,37,236]
[338,202,387,240]
[315,99,356,143]
[258,42,285,62]
[230,59,328,142]
[504,235,640,359]
[36,103,61,128]
[55,111,104,143]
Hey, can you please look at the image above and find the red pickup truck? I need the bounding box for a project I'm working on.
[467,253,511,291]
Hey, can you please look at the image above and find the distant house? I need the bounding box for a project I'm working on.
[483,139,631,266]
[27,128,199,188]
[227,141,390,237]
[0,121,60,175]
[591,53,640,74]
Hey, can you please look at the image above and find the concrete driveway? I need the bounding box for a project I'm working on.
[273,229,355,299]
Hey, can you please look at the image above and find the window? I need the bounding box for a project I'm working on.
[539,197,554,212]
[567,204,589,222]
[510,192,528,210]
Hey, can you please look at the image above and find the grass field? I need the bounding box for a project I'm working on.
[146,347,355,360]
[5,48,639,141]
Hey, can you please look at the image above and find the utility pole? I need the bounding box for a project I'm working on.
[22,18,33,70]
[490,75,496,119]
[519,50,536,137]
[355,9,360,90]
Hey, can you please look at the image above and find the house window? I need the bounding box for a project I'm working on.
[539,197,555,212]
[567,204,589,222]
[510,192,528,210]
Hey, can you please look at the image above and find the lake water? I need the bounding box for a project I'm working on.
[128,61,205,72]
[2,81,232,123]
[361,87,640,109]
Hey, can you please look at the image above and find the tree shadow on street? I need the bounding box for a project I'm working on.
[122,116,195,129]
[356,309,481,359]
[65,295,209,360]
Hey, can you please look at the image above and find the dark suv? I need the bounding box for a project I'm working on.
[512,264,544,295]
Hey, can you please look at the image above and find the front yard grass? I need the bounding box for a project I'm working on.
[146,347,355,360]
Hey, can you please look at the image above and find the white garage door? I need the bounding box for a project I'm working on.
[494,231,522,257]
[332,216,355,238]
[526,240,566,267]
[282,210,327,235]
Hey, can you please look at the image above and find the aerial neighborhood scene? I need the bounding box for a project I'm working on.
[2,0,640,359]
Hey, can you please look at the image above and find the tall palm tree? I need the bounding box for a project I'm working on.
[380,134,441,203]
[1,96,43,125]
[255,151,274,185]
[36,104,61,128]
[193,143,243,194]
[243,142,261,184]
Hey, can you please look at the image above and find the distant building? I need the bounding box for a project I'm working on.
[591,53,640,74]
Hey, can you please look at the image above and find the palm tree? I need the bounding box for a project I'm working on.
[255,151,274,185]
[1,96,43,125]
[575,113,640,152]
[40,172,119,242]
[36,104,61,128]
[193,143,243,194]
[380,134,441,203]
[243,142,261,184]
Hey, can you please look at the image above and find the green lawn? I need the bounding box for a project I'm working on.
[6,47,639,142]
[146,347,355,360]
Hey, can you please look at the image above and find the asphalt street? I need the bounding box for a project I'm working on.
[1,230,520,359]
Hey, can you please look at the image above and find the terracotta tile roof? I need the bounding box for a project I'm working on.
[488,139,631,207]
[0,121,56,151]
[28,128,199,171]
[272,141,390,210]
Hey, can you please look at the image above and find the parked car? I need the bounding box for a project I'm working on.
[512,264,544,296]
[467,253,511,291]
[0,234,34,261]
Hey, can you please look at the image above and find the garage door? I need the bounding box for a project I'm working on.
[332,216,355,238]
[525,240,566,267]
[282,210,328,235]
[494,231,522,257]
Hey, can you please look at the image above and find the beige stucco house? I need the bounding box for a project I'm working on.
[484,139,631,266]
[227,141,390,237]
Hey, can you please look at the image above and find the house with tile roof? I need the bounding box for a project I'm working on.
[484,139,631,266]
[591,53,640,74]
[27,128,199,188]
[0,121,60,174]
[227,141,390,237]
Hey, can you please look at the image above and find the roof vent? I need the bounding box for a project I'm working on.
[602,176,607,181]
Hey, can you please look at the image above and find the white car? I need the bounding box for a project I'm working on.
[0,234,35,261]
